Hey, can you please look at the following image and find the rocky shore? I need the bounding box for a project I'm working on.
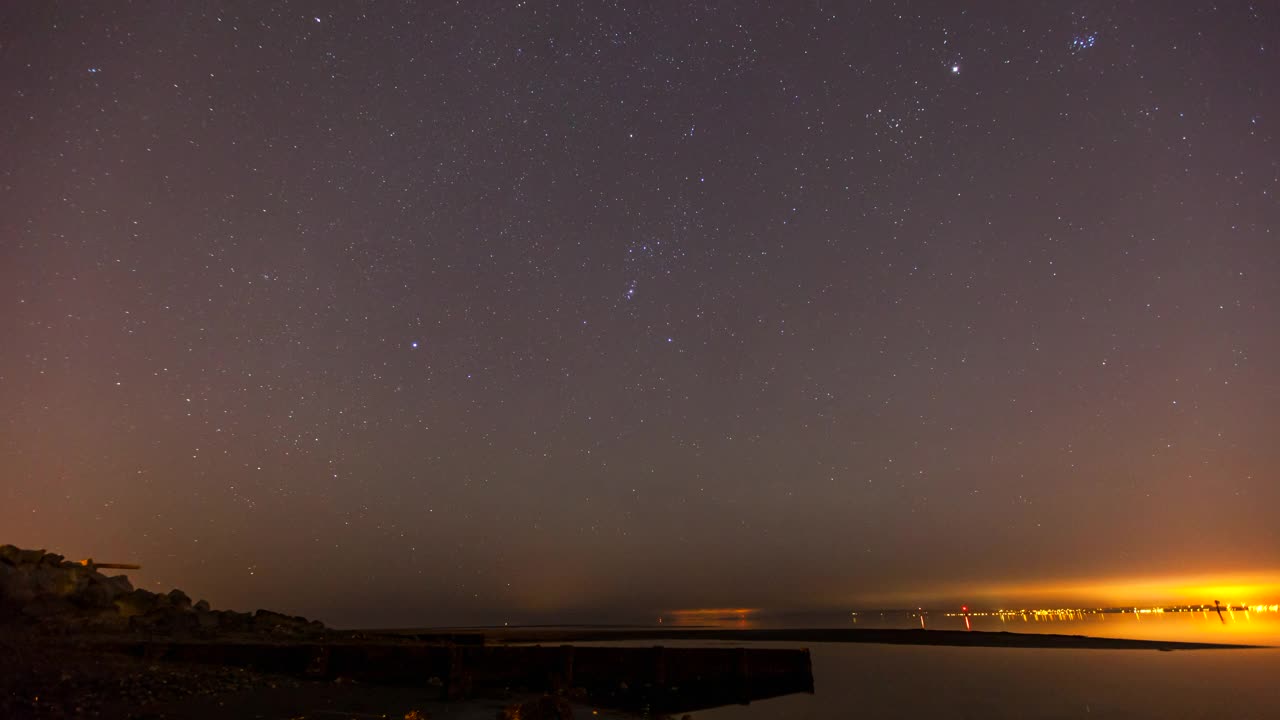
[0,545,643,719]
[0,545,325,639]
[0,544,325,718]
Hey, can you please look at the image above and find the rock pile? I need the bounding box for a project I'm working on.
[0,544,325,637]
[497,695,575,720]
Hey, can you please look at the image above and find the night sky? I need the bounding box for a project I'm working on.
[2,2,1278,627]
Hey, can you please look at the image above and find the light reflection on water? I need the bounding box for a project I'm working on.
[843,607,1280,646]
[665,605,1280,646]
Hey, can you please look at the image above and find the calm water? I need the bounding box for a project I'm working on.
[582,613,1280,718]
[691,642,1280,719]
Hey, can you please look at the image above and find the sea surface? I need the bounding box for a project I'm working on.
[581,611,1280,718]
[689,641,1280,719]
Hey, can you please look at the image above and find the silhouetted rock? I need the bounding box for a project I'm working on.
[196,608,219,630]
[0,544,21,564]
[116,588,160,617]
[10,546,46,565]
[252,608,325,636]
[103,572,133,595]
[168,588,193,611]
[215,610,254,633]
[0,543,325,639]
[77,577,117,609]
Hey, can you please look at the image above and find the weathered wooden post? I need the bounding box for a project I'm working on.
[802,647,815,694]
[444,644,471,700]
[651,645,667,688]
[305,646,330,678]
[559,645,575,690]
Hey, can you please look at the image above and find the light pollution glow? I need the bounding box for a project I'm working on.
[666,607,759,626]
[852,571,1280,608]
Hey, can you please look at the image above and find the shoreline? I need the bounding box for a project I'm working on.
[376,626,1267,650]
[3,628,1259,720]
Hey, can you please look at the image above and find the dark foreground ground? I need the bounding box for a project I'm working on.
[0,628,285,719]
[0,629,629,720]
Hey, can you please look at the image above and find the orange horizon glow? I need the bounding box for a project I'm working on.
[853,570,1280,608]
[665,607,759,626]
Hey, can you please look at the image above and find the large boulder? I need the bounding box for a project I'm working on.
[103,574,133,595]
[0,544,23,564]
[167,589,192,611]
[16,547,46,564]
[115,589,162,618]
[214,610,253,634]
[0,553,90,606]
[251,609,323,636]
[195,609,219,631]
[35,563,90,597]
[76,578,116,610]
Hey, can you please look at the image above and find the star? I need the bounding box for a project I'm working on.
[4,0,1276,635]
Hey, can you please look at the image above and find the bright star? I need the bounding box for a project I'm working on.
[950,64,960,74]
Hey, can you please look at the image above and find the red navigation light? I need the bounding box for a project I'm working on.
[961,605,968,612]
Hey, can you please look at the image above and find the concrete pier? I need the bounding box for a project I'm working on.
[101,639,814,713]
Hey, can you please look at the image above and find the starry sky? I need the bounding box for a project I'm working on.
[2,1,1278,628]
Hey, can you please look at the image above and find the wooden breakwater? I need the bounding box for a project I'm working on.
[102,641,814,712]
